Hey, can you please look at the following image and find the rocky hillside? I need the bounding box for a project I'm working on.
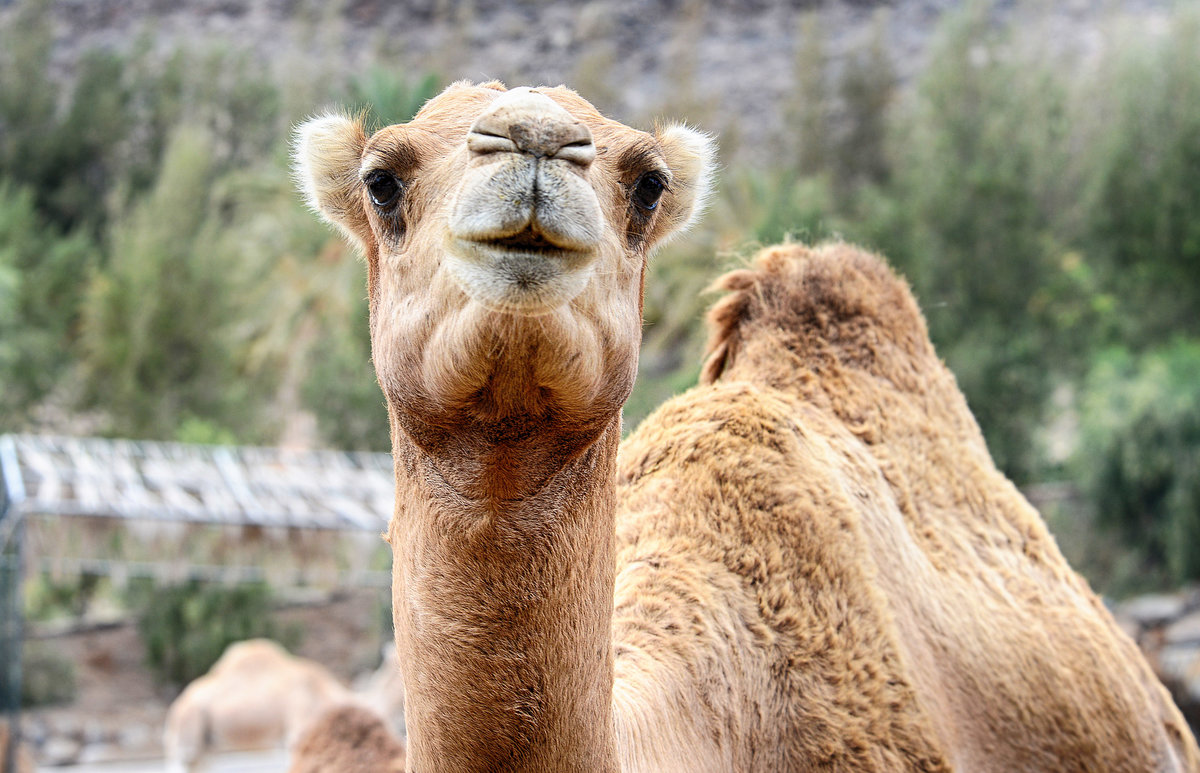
[6,0,1174,150]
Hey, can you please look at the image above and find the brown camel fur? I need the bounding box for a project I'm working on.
[612,241,1198,771]
[287,704,406,773]
[295,82,1197,771]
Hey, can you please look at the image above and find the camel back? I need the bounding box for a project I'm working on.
[612,242,1198,771]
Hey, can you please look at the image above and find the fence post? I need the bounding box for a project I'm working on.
[0,505,22,773]
[0,434,25,773]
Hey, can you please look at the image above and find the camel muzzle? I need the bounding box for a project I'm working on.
[443,89,605,312]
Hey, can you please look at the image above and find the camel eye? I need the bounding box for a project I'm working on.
[365,170,402,209]
[632,172,667,212]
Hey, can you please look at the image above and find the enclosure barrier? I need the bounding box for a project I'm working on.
[0,433,397,768]
[0,434,25,773]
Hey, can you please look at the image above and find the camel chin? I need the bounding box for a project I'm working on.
[442,240,596,315]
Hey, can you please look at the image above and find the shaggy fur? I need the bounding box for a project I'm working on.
[163,639,354,773]
[287,705,406,773]
[608,242,1196,771]
[295,80,1195,771]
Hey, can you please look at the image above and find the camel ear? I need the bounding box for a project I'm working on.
[653,123,717,245]
[293,113,371,250]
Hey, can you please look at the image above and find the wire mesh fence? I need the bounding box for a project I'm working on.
[0,433,398,770]
[1,491,24,773]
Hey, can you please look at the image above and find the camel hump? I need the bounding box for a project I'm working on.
[700,241,933,385]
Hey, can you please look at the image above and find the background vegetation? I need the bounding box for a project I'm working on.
[129,579,298,687]
[2,1,1199,597]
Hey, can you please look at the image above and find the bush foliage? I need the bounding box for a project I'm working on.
[1076,342,1200,586]
[131,579,297,688]
[20,643,77,708]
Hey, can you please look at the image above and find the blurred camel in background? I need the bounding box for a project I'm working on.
[162,638,401,772]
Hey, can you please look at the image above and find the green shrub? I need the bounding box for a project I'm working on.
[24,571,104,621]
[1075,341,1200,585]
[0,183,93,426]
[132,579,298,688]
[630,232,726,432]
[175,416,239,446]
[20,643,77,708]
[79,126,246,439]
[302,306,391,451]
[348,69,441,128]
[720,169,842,249]
[878,4,1075,480]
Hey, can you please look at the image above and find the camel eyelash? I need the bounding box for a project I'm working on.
[651,172,673,195]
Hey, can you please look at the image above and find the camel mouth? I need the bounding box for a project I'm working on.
[445,236,596,314]
[459,228,596,263]
[485,228,575,254]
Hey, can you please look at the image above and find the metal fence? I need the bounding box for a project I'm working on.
[0,433,397,770]
[0,435,25,773]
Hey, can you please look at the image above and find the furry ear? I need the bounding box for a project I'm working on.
[293,114,370,250]
[654,123,717,244]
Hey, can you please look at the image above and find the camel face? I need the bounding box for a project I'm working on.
[296,82,714,437]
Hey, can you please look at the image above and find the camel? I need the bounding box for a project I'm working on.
[162,639,354,772]
[287,704,406,773]
[294,81,1199,771]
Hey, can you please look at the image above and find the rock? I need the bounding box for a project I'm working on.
[1159,644,1200,685]
[76,742,123,765]
[118,722,154,752]
[41,735,83,766]
[1118,593,1187,628]
[1167,611,1200,646]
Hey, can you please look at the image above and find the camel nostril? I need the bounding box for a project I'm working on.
[553,138,596,166]
[467,95,595,166]
[467,122,595,166]
[467,131,518,156]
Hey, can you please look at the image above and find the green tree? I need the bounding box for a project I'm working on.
[0,4,136,234]
[834,10,896,194]
[1079,10,1200,344]
[80,126,244,438]
[0,184,93,425]
[788,12,832,178]
[883,5,1072,480]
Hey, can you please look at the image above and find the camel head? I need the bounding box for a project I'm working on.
[295,82,714,459]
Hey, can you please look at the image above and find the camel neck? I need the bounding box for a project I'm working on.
[389,418,622,773]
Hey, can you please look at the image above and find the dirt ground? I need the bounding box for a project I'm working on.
[19,587,392,767]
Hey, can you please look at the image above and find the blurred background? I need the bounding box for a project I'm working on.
[1,0,1199,767]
